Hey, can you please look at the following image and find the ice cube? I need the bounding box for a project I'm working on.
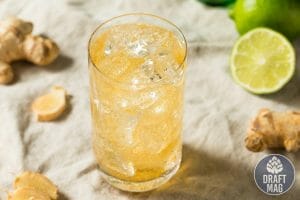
[135,91,159,109]
[127,67,153,87]
[140,59,154,77]
[150,73,162,82]
[154,104,165,114]
[119,99,129,108]
[104,42,112,55]
[127,40,149,57]
[137,123,171,153]
[129,76,147,90]
[123,118,137,145]
[153,100,168,114]
[98,102,111,114]
[158,51,168,58]
[93,99,100,110]
[165,66,177,78]
[108,149,136,177]
[163,65,183,84]
[131,77,140,85]
[121,162,135,177]
[148,44,157,54]
[149,91,157,99]
[118,114,138,145]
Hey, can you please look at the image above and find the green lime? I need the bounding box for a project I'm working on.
[230,0,300,39]
[231,28,295,94]
[198,0,235,6]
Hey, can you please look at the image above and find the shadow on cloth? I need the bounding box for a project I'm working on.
[58,191,71,200]
[128,145,299,200]
[43,54,73,73]
[12,54,73,83]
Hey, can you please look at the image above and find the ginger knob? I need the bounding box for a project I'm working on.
[23,35,59,66]
[245,108,300,152]
[0,61,14,84]
[0,17,59,85]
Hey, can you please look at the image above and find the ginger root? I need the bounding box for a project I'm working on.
[8,171,58,200]
[0,17,59,84]
[31,86,67,122]
[245,108,300,152]
[8,187,51,200]
[13,172,58,199]
[0,61,13,84]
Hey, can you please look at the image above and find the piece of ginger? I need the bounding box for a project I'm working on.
[0,17,59,84]
[31,86,67,122]
[0,61,13,84]
[8,187,51,200]
[13,172,58,200]
[245,108,300,152]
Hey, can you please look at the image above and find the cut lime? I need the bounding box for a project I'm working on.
[231,28,295,94]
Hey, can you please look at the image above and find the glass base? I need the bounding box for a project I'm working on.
[100,161,181,192]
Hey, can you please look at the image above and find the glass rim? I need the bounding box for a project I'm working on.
[88,13,187,86]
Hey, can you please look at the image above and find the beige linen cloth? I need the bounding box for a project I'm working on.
[0,0,299,199]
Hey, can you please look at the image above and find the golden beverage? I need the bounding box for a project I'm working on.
[88,14,187,192]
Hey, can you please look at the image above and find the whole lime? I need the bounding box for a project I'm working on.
[230,0,300,39]
[198,0,235,6]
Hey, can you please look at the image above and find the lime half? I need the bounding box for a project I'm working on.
[231,28,295,94]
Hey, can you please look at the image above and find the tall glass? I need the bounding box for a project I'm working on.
[88,13,187,192]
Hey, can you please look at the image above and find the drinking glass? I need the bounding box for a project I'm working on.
[88,13,187,192]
